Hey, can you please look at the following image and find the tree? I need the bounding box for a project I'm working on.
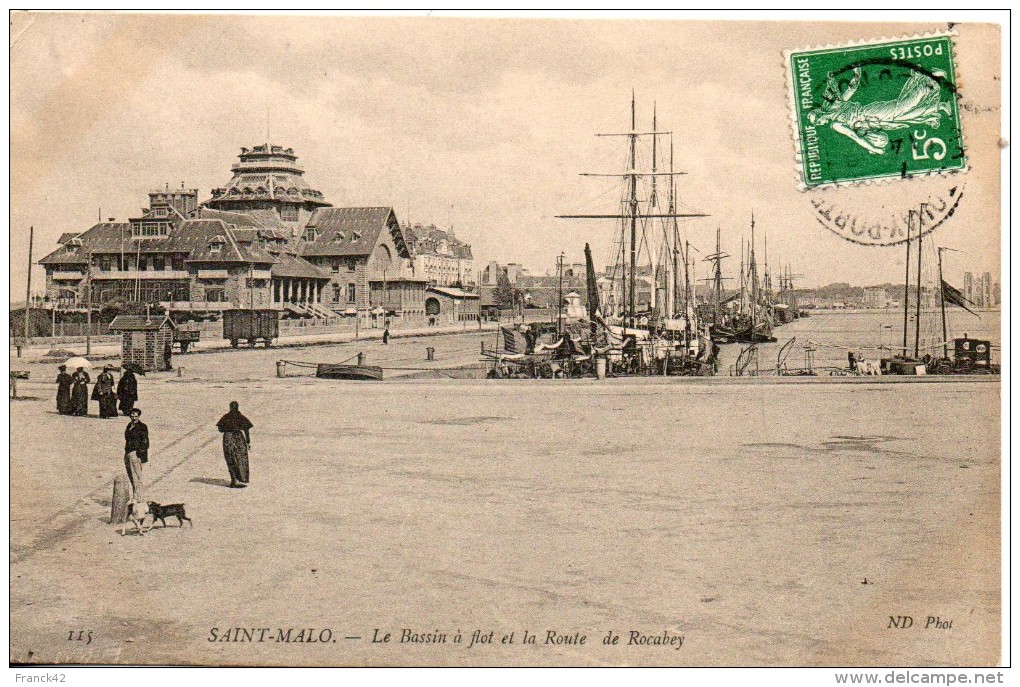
[493,267,518,310]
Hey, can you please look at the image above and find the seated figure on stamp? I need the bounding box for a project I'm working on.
[807,67,951,155]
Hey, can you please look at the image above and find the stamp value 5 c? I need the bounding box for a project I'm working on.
[787,34,966,188]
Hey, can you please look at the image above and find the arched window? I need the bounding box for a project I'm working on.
[372,244,392,275]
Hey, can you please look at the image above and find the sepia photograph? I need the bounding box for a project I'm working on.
[7,10,1005,676]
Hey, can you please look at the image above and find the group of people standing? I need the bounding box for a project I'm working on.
[55,364,139,418]
[53,361,253,509]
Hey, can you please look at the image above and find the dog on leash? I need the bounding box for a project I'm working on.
[119,500,152,536]
[146,501,193,529]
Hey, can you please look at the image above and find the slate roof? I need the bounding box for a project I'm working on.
[57,232,81,244]
[38,219,277,266]
[38,223,129,265]
[300,207,409,259]
[428,285,480,299]
[189,207,264,228]
[271,252,331,279]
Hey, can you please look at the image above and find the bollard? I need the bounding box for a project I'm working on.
[276,361,285,378]
[595,356,607,380]
[177,367,183,378]
[357,352,365,366]
[111,475,130,525]
[426,347,435,361]
[16,345,22,358]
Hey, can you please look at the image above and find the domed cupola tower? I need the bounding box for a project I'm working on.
[205,143,331,230]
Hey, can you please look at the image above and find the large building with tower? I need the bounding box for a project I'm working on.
[39,143,431,321]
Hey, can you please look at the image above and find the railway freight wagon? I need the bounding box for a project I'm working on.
[222,309,279,348]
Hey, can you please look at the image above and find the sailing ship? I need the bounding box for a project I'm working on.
[557,93,714,375]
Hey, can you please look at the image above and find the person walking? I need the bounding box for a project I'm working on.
[55,365,73,415]
[163,340,173,371]
[117,366,138,416]
[382,326,390,345]
[70,367,91,416]
[216,401,252,488]
[123,408,149,501]
[93,366,118,418]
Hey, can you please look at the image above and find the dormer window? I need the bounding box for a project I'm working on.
[352,231,362,242]
[208,236,226,255]
[304,228,317,242]
[280,204,298,222]
[152,206,169,217]
[331,232,346,242]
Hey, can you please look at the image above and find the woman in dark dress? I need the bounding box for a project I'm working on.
[117,368,138,416]
[70,367,91,416]
[93,366,118,418]
[216,401,253,488]
[55,365,73,415]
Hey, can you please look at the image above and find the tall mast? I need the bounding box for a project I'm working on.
[628,90,638,328]
[938,247,949,360]
[715,226,723,315]
[557,252,565,338]
[649,102,658,313]
[557,92,709,323]
[739,238,745,312]
[903,210,913,355]
[750,213,757,338]
[665,133,676,319]
[684,240,692,348]
[913,209,924,359]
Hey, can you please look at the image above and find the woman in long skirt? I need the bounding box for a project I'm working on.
[93,366,118,418]
[55,365,73,415]
[70,367,90,416]
[216,401,253,488]
[117,368,138,416]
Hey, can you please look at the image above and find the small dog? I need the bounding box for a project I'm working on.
[146,501,193,529]
[120,500,152,536]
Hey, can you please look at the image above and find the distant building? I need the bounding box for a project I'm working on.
[963,272,975,304]
[403,223,474,287]
[481,261,528,286]
[862,287,887,308]
[980,272,992,309]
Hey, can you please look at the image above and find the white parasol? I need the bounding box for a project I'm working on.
[64,356,92,369]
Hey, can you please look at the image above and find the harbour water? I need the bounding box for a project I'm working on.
[715,309,1001,375]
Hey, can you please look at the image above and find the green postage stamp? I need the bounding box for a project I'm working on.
[787,34,966,188]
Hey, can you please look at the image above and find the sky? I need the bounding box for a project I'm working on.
[8,13,1003,299]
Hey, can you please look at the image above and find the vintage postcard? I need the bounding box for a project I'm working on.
[8,13,1003,669]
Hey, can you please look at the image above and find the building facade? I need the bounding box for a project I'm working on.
[403,224,475,287]
[980,272,993,309]
[39,143,426,320]
[862,287,888,308]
